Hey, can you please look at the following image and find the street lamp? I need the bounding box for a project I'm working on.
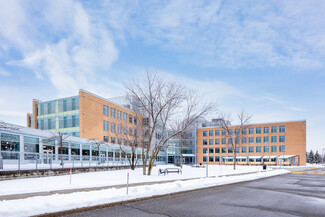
[206,151,209,177]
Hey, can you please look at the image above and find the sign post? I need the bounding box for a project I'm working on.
[126,172,129,195]
[206,152,209,178]
[69,168,72,185]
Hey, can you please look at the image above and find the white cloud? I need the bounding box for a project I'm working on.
[1,0,118,97]
[0,69,10,77]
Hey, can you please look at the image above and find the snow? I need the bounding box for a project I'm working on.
[0,165,264,196]
[0,167,290,217]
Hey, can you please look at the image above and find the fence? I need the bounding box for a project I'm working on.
[0,151,154,172]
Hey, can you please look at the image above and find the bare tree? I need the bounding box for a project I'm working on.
[89,138,106,165]
[48,132,69,166]
[219,110,252,170]
[113,115,143,170]
[125,72,215,175]
[0,121,20,131]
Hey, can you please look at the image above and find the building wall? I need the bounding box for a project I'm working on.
[79,90,142,143]
[32,100,38,129]
[196,120,306,165]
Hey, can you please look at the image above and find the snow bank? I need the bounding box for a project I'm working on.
[0,165,263,196]
[0,169,289,217]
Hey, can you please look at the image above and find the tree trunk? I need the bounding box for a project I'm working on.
[179,138,183,169]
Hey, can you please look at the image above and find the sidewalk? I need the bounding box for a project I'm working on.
[0,170,269,201]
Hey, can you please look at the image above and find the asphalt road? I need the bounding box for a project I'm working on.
[64,168,325,217]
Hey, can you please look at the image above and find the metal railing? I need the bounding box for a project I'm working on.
[0,151,166,172]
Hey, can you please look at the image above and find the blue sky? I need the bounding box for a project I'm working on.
[0,0,324,152]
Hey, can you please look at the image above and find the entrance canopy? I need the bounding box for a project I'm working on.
[277,155,297,159]
[262,155,279,159]
[248,156,262,159]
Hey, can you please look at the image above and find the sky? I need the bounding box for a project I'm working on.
[0,0,324,152]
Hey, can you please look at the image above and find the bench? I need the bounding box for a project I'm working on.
[191,164,205,168]
[158,168,182,176]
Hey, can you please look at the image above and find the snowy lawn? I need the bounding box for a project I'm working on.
[0,165,266,196]
[0,169,289,217]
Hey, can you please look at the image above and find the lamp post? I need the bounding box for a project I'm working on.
[206,151,209,177]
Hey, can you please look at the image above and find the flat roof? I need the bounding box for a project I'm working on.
[198,120,306,130]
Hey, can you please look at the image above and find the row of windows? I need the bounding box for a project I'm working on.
[203,126,285,137]
[202,156,281,163]
[37,115,80,130]
[38,97,79,116]
[103,121,137,136]
[203,136,285,145]
[103,136,137,146]
[103,105,138,125]
[203,145,285,154]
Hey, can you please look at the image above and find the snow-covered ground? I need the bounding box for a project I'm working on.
[0,165,265,196]
[0,168,289,217]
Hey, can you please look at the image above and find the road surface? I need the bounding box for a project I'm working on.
[64,168,325,217]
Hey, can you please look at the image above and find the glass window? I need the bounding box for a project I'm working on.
[203,156,207,162]
[242,128,247,135]
[249,137,254,144]
[271,146,277,152]
[279,136,285,143]
[228,138,232,144]
[242,147,247,153]
[222,138,226,144]
[279,145,285,152]
[249,146,254,153]
[203,139,207,145]
[241,137,247,144]
[263,136,269,143]
[209,139,213,145]
[271,136,277,143]
[215,156,220,162]
[203,131,207,137]
[215,148,220,153]
[228,129,233,135]
[103,121,109,131]
[1,133,20,159]
[235,138,240,144]
[256,127,261,134]
[209,156,214,162]
[134,117,138,125]
[111,108,116,118]
[235,147,240,153]
[203,148,207,153]
[111,137,116,144]
[264,146,269,153]
[209,148,214,153]
[215,130,220,136]
[118,124,122,134]
[249,128,254,134]
[129,115,133,123]
[279,126,285,133]
[228,147,233,153]
[235,129,240,135]
[117,110,122,120]
[104,136,109,142]
[264,127,269,133]
[215,139,220,145]
[222,147,226,153]
[221,130,226,136]
[271,126,277,133]
[209,130,213,136]
[129,127,133,136]
[256,146,261,153]
[123,113,128,122]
